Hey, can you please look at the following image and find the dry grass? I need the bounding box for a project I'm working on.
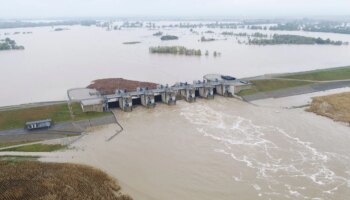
[0,161,133,200]
[87,78,158,95]
[0,144,66,152]
[307,92,350,123]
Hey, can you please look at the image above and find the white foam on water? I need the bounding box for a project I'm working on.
[253,184,262,191]
[180,103,350,199]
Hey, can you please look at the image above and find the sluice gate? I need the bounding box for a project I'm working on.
[69,74,252,113]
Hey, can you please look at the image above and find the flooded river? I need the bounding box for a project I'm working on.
[39,96,350,200]
[1,23,350,106]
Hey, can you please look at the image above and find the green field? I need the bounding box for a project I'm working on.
[238,79,312,96]
[0,144,66,152]
[279,66,350,81]
[0,103,112,131]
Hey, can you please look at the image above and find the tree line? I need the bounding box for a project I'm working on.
[248,34,348,45]
[0,38,24,50]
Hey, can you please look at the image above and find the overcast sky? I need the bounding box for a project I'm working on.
[1,0,350,19]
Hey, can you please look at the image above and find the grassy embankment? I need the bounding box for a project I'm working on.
[0,160,133,200]
[0,144,66,152]
[307,92,350,123]
[280,66,350,81]
[238,79,311,96]
[0,141,39,148]
[238,66,350,96]
[0,103,111,131]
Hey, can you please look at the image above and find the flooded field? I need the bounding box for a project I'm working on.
[1,23,350,106]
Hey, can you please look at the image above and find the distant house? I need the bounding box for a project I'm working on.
[25,119,52,130]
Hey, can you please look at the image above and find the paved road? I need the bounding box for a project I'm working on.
[242,80,350,102]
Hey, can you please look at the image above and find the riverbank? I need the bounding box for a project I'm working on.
[239,66,350,99]
[307,92,350,123]
[0,160,132,200]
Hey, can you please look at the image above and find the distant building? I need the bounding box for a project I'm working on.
[25,119,52,130]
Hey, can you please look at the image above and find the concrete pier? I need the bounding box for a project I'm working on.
[139,88,156,108]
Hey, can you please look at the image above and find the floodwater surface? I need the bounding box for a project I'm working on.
[1,23,350,106]
[39,97,350,200]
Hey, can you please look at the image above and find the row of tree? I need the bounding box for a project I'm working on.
[160,35,179,40]
[269,22,350,34]
[0,38,24,50]
[248,34,348,45]
[149,46,221,57]
[222,32,268,38]
[149,46,202,56]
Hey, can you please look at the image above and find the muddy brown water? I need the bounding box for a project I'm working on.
[38,96,350,200]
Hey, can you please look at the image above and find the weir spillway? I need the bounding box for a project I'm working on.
[68,74,252,113]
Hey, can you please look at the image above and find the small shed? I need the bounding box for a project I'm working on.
[81,98,104,112]
[25,119,52,130]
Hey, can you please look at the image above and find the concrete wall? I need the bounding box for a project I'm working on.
[216,84,234,97]
[199,87,214,99]
[141,94,155,108]
[161,92,176,105]
[234,84,252,94]
[180,89,196,102]
[119,97,133,112]
[81,104,104,112]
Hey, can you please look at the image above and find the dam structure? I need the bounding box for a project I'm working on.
[67,74,252,113]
